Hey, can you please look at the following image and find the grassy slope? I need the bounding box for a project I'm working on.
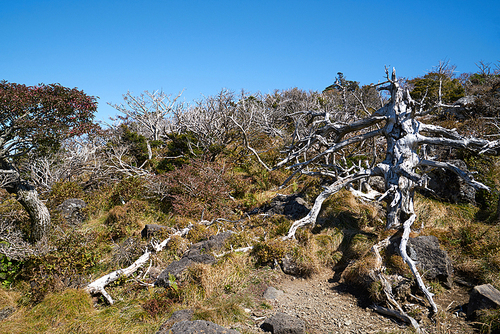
[1,151,499,333]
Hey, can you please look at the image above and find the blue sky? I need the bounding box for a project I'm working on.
[2,0,499,122]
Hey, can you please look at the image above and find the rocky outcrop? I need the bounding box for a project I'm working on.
[57,198,87,226]
[407,236,454,288]
[0,306,16,321]
[168,320,239,334]
[156,309,194,334]
[155,232,233,287]
[261,312,305,334]
[423,159,476,204]
[390,235,454,288]
[255,194,310,220]
[281,254,301,276]
[467,284,500,319]
[263,286,284,300]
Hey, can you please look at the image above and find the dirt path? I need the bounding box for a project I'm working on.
[249,270,475,334]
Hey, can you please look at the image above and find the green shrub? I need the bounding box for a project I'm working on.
[47,181,84,207]
[109,177,146,207]
[0,254,21,288]
[20,229,101,304]
[104,200,147,240]
[251,239,289,266]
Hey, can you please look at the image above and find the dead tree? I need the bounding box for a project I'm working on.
[279,68,500,315]
[109,90,184,143]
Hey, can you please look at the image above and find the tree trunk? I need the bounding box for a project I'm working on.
[8,180,51,242]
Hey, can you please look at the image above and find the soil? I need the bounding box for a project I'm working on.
[243,270,476,334]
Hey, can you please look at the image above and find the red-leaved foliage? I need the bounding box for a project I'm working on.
[0,81,98,159]
[158,159,236,220]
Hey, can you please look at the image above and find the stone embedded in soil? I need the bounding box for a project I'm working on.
[261,312,305,334]
[467,283,500,319]
[263,286,284,300]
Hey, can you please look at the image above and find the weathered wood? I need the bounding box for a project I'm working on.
[280,67,500,315]
[86,224,194,304]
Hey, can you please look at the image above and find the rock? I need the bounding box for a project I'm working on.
[407,236,454,288]
[56,198,87,226]
[147,266,163,279]
[185,231,233,264]
[141,224,169,239]
[185,249,216,264]
[261,312,305,334]
[421,159,476,204]
[281,254,300,276]
[196,231,234,252]
[444,96,476,120]
[168,320,239,334]
[156,309,194,333]
[155,232,233,287]
[257,194,310,220]
[390,235,454,288]
[156,257,194,287]
[467,284,500,319]
[263,287,284,300]
[0,306,16,321]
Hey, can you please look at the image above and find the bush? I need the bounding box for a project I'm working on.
[47,181,84,207]
[20,229,101,304]
[109,177,147,207]
[104,200,147,240]
[251,239,289,266]
[159,159,236,220]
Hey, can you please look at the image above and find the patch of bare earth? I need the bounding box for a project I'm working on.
[256,270,475,334]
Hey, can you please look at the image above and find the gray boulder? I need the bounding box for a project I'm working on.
[156,309,194,334]
[261,312,305,334]
[155,232,233,287]
[407,236,454,288]
[281,254,300,276]
[156,257,194,286]
[0,306,15,321]
[57,198,87,226]
[390,235,453,288]
[467,284,500,319]
[263,286,284,300]
[422,159,476,204]
[258,194,310,220]
[169,320,239,334]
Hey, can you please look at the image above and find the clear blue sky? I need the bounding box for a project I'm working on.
[2,0,499,122]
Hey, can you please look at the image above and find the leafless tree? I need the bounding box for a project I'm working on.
[277,68,500,321]
[174,89,238,152]
[109,90,184,141]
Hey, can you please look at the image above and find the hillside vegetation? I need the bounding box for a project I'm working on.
[1,62,500,333]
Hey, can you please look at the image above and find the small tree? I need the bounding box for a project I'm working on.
[0,81,97,242]
[109,90,184,142]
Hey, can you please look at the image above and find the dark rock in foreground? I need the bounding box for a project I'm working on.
[261,312,305,334]
[256,194,310,220]
[391,235,454,288]
[0,306,16,321]
[155,232,233,287]
[141,224,169,239]
[156,309,194,334]
[467,284,500,319]
[168,320,239,334]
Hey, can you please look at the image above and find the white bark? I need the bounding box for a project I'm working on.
[85,250,151,305]
[86,224,193,304]
[278,67,500,315]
